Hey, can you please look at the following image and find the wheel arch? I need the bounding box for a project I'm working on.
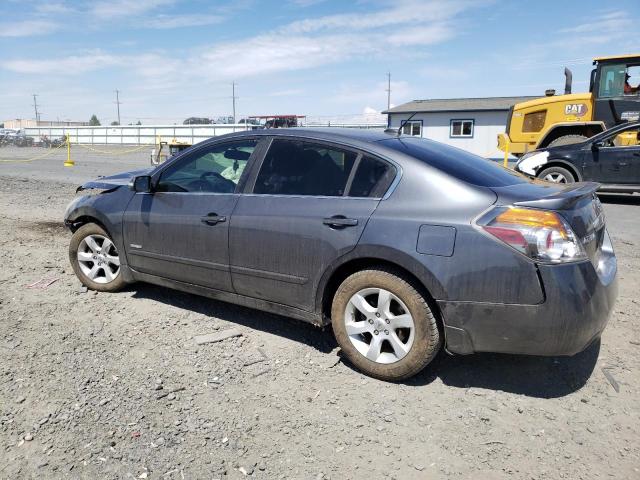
[316,249,446,331]
[537,122,605,149]
[66,213,110,234]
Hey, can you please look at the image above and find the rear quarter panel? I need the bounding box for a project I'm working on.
[356,158,545,305]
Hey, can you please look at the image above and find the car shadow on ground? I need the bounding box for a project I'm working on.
[405,340,601,398]
[598,193,640,205]
[131,283,601,399]
[130,283,339,354]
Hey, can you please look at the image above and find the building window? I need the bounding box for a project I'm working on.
[401,120,422,137]
[450,119,474,138]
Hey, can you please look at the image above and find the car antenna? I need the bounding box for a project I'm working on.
[397,112,418,137]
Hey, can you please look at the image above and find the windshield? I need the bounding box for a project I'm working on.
[380,137,528,187]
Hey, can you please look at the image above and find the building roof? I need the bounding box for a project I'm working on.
[382,96,537,114]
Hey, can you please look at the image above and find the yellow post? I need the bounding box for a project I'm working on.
[503,137,510,168]
[64,133,74,167]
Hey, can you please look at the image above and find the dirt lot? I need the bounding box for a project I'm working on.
[0,146,639,479]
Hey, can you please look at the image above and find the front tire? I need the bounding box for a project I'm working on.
[69,223,126,292]
[537,165,575,184]
[331,268,441,381]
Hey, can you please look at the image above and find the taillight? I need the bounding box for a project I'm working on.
[477,207,586,263]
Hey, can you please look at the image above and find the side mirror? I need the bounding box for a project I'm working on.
[130,175,152,193]
[592,141,605,150]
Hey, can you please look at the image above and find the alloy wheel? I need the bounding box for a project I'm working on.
[344,287,415,364]
[543,172,567,183]
[77,234,120,284]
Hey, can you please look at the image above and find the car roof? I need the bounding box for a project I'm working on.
[215,127,528,188]
[227,127,395,144]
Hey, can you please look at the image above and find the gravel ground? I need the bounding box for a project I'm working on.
[0,147,639,479]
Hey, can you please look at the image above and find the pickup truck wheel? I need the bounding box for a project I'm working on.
[331,268,441,381]
[69,223,126,292]
[537,165,575,184]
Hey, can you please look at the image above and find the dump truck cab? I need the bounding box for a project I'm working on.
[499,54,640,156]
[150,138,191,165]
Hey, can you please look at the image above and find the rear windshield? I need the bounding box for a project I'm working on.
[379,137,528,187]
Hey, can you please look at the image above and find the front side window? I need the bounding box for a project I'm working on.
[157,140,257,193]
[253,139,357,196]
[450,119,474,138]
[598,63,626,98]
[401,120,422,137]
[599,125,640,148]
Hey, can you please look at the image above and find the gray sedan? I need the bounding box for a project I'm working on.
[64,129,617,381]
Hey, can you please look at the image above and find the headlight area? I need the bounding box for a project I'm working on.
[515,151,549,176]
[476,206,586,264]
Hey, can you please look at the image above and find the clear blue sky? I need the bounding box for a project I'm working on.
[1,0,638,124]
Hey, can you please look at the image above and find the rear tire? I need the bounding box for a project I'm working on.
[537,165,575,184]
[547,134,588,148]
[69,223,126,292]
[331,268,441,381]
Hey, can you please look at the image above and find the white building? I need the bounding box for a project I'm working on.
[383,96,535,159]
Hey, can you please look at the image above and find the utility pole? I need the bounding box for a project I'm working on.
[114,89,122,125]
[32,94,40,123]
[232,82,237,124]
[386,72,391,110]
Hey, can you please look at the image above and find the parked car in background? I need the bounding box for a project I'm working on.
[1,129,34,147]
[183,117,212,125]
[64,129,617,381]
[516,121,640,192]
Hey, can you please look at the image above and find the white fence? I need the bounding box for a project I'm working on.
[23,123,388,145]
[24,124,251,146]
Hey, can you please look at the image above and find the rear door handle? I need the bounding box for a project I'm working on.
[323,216,358,228]
[201,213,226,225]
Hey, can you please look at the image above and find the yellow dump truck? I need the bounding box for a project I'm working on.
[499,54,640,157]
[150,138,191,165]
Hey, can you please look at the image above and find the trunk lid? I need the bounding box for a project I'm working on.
[491,181,605,263]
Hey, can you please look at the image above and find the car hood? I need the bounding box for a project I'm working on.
[77,167,154,192]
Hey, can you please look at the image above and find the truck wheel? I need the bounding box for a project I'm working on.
[537,165,575,184]
[547,134,588,147]
[331,268,441,381]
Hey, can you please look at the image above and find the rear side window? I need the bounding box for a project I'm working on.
[348,156,395,198]
[253,139,357,196]
[380,137,527,187]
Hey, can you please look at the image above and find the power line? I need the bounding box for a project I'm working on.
[231,82,238,124]
[114,89,122,125]
[32,94,40,123]
[386,72,391,110]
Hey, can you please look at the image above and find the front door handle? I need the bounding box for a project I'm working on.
[201,213,226,225]
[323,216,358,228]
[618,162,629,166]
